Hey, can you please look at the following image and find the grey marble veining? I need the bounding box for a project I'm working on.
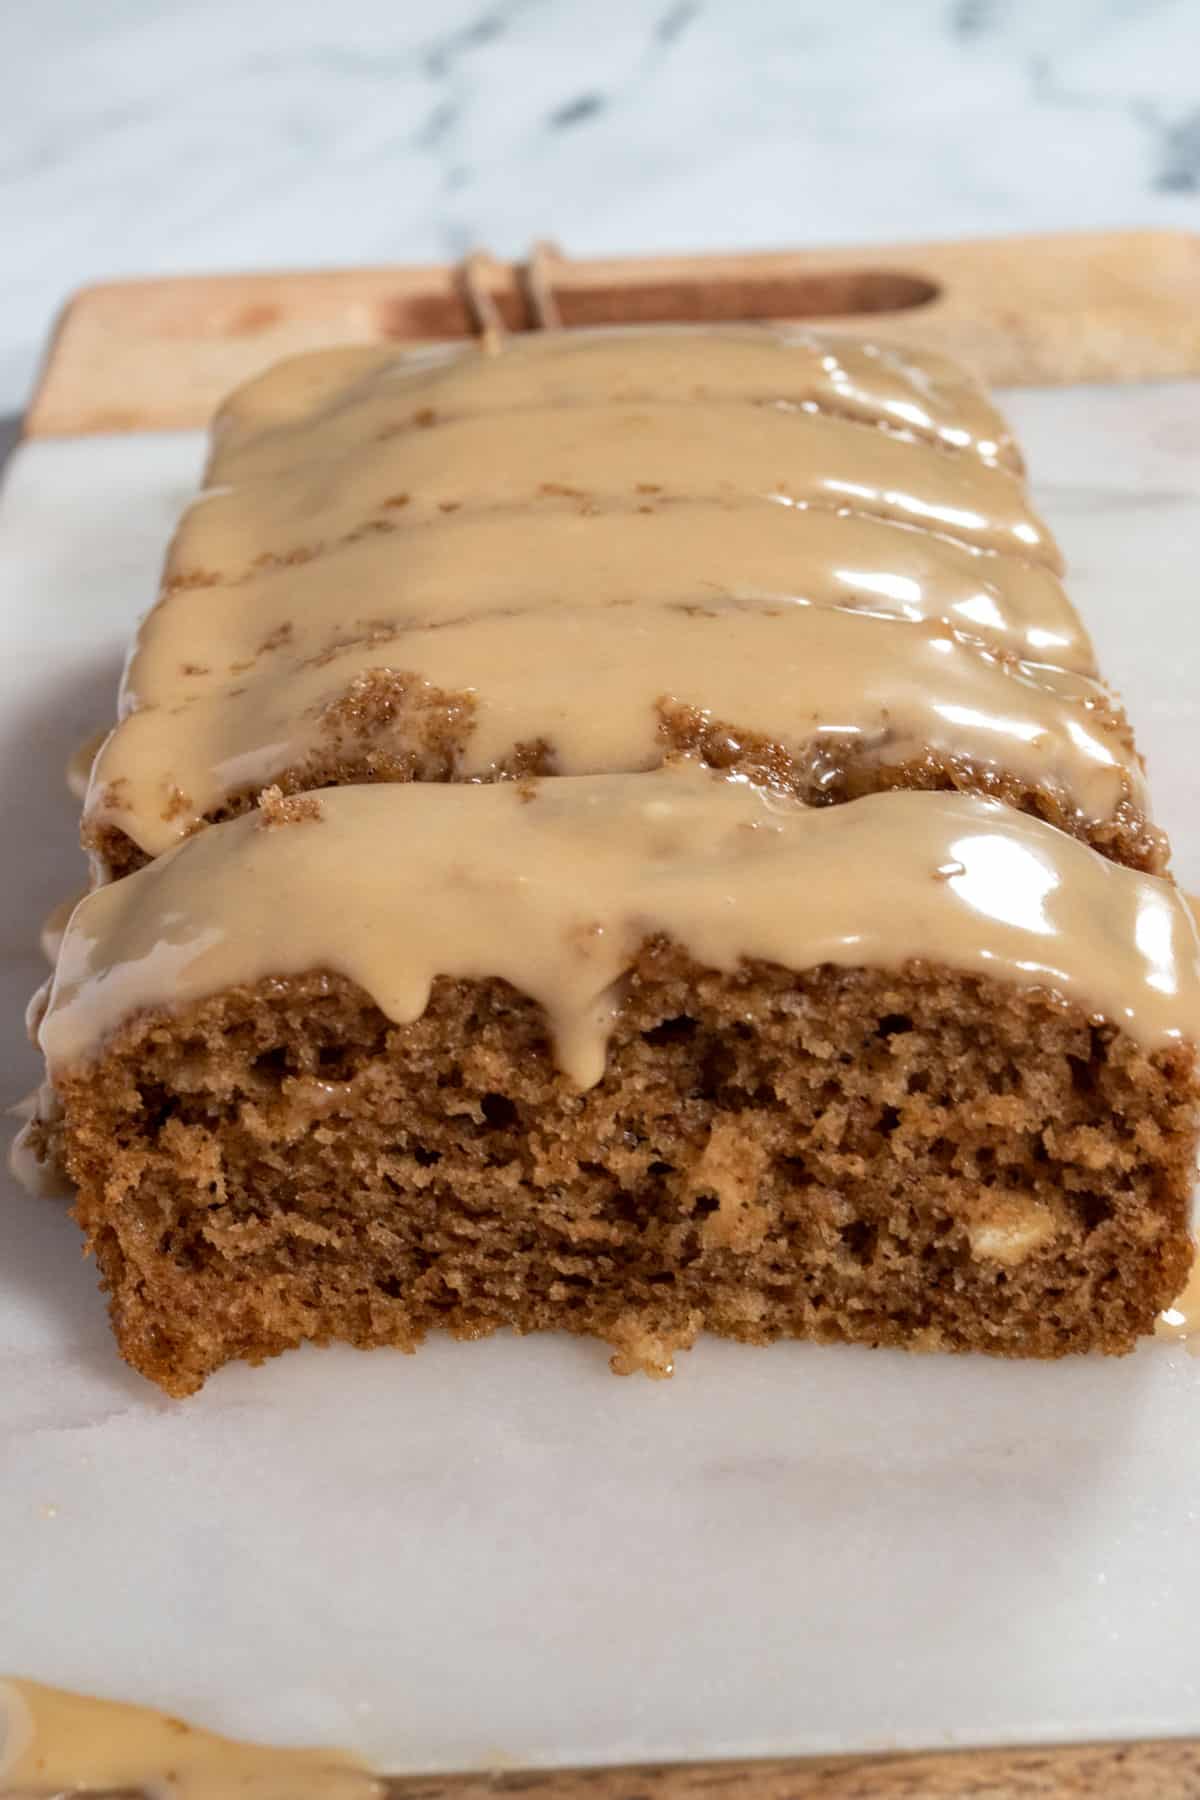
[0,0,1198,413]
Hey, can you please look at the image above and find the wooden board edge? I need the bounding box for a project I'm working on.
[23,229,1200,437]
[65,1736,1200,1800]
[376,1737,1200,1800]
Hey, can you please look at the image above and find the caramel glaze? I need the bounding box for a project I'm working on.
[44,765,1200,1090]
[206,329,1023,479]
[177,402,1058,573]
[40,891,84,965]
[0,1677,380,1799]
[66,727,111,803]
[82,328,1130,869]
[94,602,1142,864]
[127,504,1095,698]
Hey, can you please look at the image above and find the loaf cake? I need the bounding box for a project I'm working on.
[35,325,1199,1395]
[84,328,1159,876]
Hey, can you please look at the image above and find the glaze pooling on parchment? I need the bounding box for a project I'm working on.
[0,1677,380,1800]
[44,766,1200,1088]
[84,327,1117,866]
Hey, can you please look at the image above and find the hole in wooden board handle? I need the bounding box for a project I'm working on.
[381,267,940,340]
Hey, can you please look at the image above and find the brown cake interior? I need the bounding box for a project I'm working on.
[54,949,1195,1397]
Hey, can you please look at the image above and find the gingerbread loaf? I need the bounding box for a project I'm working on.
[35,326,1198,1394]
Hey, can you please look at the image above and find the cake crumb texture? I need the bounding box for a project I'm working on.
[55,953,1195,1396]
[257,785,324,828]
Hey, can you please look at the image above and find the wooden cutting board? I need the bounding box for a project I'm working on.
[25,228,1200,438]
[11,230,1200,1800]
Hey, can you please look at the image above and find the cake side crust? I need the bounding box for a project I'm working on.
[87,724,1167,883]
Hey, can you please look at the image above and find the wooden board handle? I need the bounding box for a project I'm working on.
[25,229,1200,438]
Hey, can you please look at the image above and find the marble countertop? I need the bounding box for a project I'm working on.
[3,2,1200,1767]
[4,378,1200,1767]
[2,0,1198,421]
